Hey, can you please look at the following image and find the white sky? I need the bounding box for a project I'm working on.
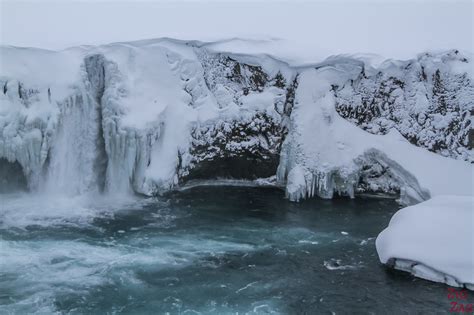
[0,0,472,61]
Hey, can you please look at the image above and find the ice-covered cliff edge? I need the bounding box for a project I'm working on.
[0,38,472,201]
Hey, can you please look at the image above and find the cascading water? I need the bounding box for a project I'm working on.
[85,55,109,193]
[44,55,108,195]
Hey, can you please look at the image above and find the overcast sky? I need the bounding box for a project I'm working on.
[0,0,472,60]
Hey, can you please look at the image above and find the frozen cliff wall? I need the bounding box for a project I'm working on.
[0,39,472,201]
[0,47,84,190]
[334,50,473,162]
[182,51,297,181]
[277,61,472,203]
[0,40,297,196]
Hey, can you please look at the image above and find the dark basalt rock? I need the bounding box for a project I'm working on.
[183,112,285,181]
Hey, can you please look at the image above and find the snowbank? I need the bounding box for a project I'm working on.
[376,196,474,289]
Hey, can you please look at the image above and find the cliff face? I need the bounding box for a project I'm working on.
[334,50,473,162]
[0,39,472,201]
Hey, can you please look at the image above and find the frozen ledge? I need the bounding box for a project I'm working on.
[376,196,474,290]
[386,258,474,290]
[279,148,430,205]
[175,176,283,192]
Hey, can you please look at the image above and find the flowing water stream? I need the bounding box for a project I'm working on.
[0,186,459,314]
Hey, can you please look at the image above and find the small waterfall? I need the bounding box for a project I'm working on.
[85,55,108,193]
[44,55,108,195]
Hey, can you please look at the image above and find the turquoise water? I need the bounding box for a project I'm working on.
[0,186,461,314]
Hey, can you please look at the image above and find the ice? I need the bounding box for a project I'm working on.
[44,87,104,194]
[323,259,358,270]
[376,196,474,289]
[177,177,281,192]
[285,165,307,202]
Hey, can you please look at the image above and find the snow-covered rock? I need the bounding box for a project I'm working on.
[376,196,474,289]
[276,66,471,203]
[335,50,473,162]
[0,38,472,201]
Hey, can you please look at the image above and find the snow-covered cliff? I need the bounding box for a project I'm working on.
[0,39,472,202]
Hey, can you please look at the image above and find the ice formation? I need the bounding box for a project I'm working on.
[376,196,474,290]
[0,38,472,202]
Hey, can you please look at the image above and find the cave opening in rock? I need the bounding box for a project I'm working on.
[183,155,280,181]
[0,158,28,193]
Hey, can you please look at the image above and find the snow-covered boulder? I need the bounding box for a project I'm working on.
[376,196,474,290]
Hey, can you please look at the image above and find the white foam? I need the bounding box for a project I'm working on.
[0,192,150,229]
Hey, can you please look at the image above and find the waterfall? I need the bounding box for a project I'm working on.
[44,55,108,195]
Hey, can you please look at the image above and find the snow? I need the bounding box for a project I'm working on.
[0,46,83,98]
[238,88,284,112]
[376,196,474,289]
